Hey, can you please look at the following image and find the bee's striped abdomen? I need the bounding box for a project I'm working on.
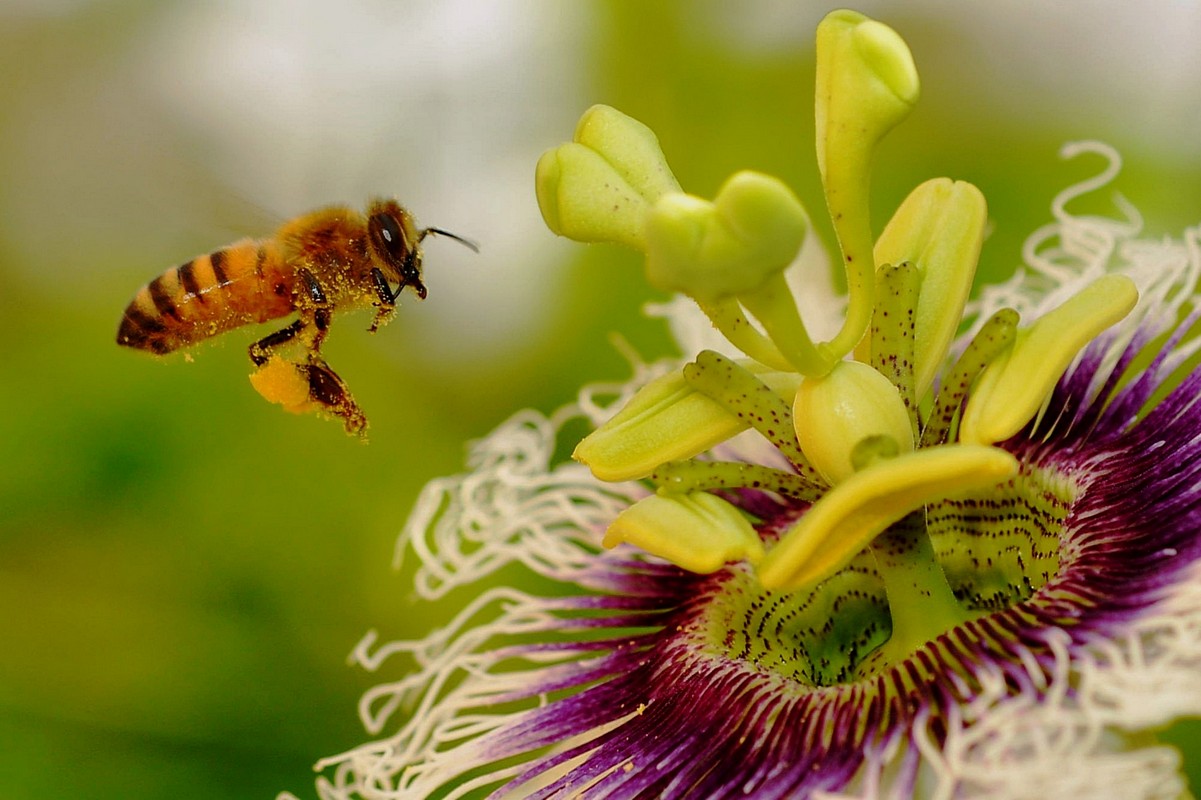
[117,240,295,354]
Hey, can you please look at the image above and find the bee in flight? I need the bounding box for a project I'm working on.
[117,199,476,437]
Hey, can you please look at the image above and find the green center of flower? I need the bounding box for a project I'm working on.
[693,461,1078,688]
[535,9,1136,677]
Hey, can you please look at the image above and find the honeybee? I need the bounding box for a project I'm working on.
[117,199,476,437]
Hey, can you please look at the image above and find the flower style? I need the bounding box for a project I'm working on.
[297,10,1201,800]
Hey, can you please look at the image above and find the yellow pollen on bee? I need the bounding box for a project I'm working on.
[249,356,317,415]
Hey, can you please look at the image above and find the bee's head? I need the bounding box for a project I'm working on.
[367,199,426,299]
[366,199,478,302]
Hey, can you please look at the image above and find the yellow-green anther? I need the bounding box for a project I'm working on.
[814,10,920,362]
[868,179,987,398]
[959,275,1138,446]
[757,444,1019,593]
[793,360,914,485]
[920,309,1019,448]
[535,105,681,249]
[575,363,802,482]
[603,491,764,574]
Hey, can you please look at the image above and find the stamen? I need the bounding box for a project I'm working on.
[920,309,1019,447]
[603,491,764,573]
[960,274,1138,445]
[574,359,802,481]
[757,444,1018,592]
[869,178,988,398]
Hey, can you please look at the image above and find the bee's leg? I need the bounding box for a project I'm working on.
[247,268,333,365]
[296,268,334,352]
[248,314,332,365]
[249,319,303,366]
[302,354,368,437]
[368,267,396,334]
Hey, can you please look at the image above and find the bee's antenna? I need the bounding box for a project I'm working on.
[420,227,480,253]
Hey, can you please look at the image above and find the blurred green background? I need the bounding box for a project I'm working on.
[2,2,1200,797]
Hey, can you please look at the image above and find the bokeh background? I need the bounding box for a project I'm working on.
[3,1,1201,797]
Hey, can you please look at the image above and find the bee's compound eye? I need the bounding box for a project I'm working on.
[369,211,410,269]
